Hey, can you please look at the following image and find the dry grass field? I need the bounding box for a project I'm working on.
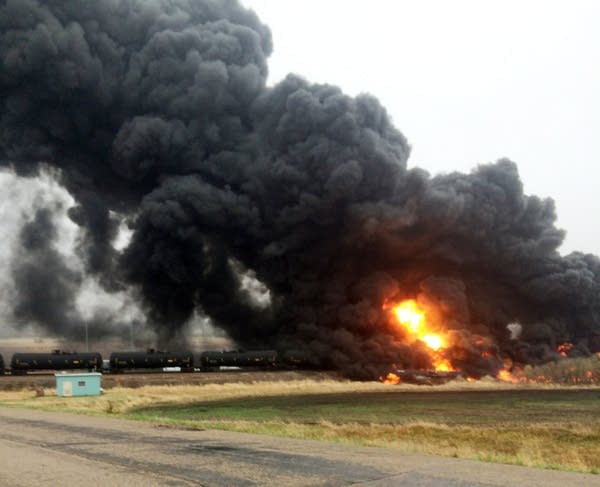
[0,377,598,474]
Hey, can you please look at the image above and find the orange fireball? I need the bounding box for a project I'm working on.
[389,299,453,371]
[380,372,401,384]
[392,300,424,333]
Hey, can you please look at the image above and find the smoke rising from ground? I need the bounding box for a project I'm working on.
[1,0,599,377]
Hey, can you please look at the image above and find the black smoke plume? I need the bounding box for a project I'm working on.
[1,0,599,378]
[12,204,137,343]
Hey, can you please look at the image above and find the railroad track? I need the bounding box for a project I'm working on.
[0,370,338,391]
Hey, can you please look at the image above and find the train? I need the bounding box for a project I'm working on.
[110,350,195,373]
[0,349,313,375]
[10,351,102,375]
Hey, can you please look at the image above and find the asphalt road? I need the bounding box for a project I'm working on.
[0,407,597,486]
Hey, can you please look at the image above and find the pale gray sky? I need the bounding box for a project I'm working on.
[242,0,600,255]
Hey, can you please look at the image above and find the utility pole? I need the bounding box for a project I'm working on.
[85,322,89,352]
[130,322,134,350]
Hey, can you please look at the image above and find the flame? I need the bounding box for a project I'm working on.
[393,300,424,333]
[389,299,453,371]
[422,334,444,351]
[557,342,573,357]
[496,369,520,383]
[380,305,599,385]
[433,359,454,371]
[380,372,401,384]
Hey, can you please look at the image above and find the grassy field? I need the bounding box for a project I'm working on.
[0,379,598,474]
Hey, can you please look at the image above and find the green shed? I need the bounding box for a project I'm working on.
[55,372,102,397]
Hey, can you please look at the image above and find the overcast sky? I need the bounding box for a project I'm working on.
[242,0,600,255]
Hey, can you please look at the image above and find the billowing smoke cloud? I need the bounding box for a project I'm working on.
[12,203,145,344]
[1,0,599,377]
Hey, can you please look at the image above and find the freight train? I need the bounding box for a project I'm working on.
[109,350,195,373]
[0,349,312,375]
[10,351,102,375]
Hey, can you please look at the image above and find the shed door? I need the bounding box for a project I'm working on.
[62,381,73,397]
